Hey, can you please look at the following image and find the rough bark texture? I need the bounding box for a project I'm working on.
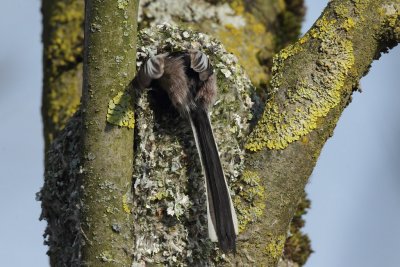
[136,1,311,265]
[41,0,84,153]
[131,25,255,265]
[39,1,84,265]
[38,0,400,266]
[80,1,139,266]
[38,112,83,266]
[236,0,400,265]
[138,0,305,89]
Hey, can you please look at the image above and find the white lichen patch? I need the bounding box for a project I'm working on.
[138,0,245,28]
[132,24,254,265]
[117,0,129,10]
[382,3,397,16]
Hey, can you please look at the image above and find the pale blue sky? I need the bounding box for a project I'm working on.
[0,1,398,266]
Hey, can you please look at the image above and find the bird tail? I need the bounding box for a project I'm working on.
[189,108,238,252]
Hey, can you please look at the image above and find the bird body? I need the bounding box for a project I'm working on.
[133,50,238,252]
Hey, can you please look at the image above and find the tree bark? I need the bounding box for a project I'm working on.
[41,0,84,153]
[138,0,305,87]
[39,1,84,265]
[235,0,400,265]
[38,0,400,266]
[79,1,139,266]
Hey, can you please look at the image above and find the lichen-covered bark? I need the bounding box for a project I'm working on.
[283,193,312,265]
[242,0,305,49]
[131,25,255,265]
[39,2,84,264]
[80,1,139,266]
[38,111,82,266]
[41,0,84,153]
[138,0,305,88]
[232,0,400,266]
[39,0,400,266]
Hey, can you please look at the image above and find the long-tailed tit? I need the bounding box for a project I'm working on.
[132,50,238,252]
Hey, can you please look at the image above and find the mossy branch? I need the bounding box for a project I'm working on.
[232,0,400,265]
[80,1,139,266]
[39,0,400,266]
[41,0,84,156]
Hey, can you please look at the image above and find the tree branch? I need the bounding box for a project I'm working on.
[80,1,139,266]
[234,0,400,265]
[138,0,301,87]
[38,0,400,266]
[41,0,84,156]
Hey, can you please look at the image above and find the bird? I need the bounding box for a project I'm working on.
[132,49,238,252]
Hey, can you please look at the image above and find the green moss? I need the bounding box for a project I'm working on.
[265,234,286,259]
[246,13,355,151]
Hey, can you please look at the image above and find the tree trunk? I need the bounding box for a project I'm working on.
[41,0,84,154]
[38,0,400,266]
[237,0,400,265]
[79,1,139,266]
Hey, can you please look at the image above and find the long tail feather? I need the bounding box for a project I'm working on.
[189,108,238,252]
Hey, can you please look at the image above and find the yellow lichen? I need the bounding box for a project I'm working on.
[122,194,131,214]
[343,18,355,31]
[298,35,308,44]
[107,91,135,128]
[149,191,169,201]
[265,234,286,259]
[232,170,266,232]
[246,14,355,151]
[230,1,245,14]
[43,0,84,143]
[47,1,84,75]
[47,66,82,137]
[381,3,400,28]
[334,3,350,18]
[214,2,273,86]
[117,0,129,10]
